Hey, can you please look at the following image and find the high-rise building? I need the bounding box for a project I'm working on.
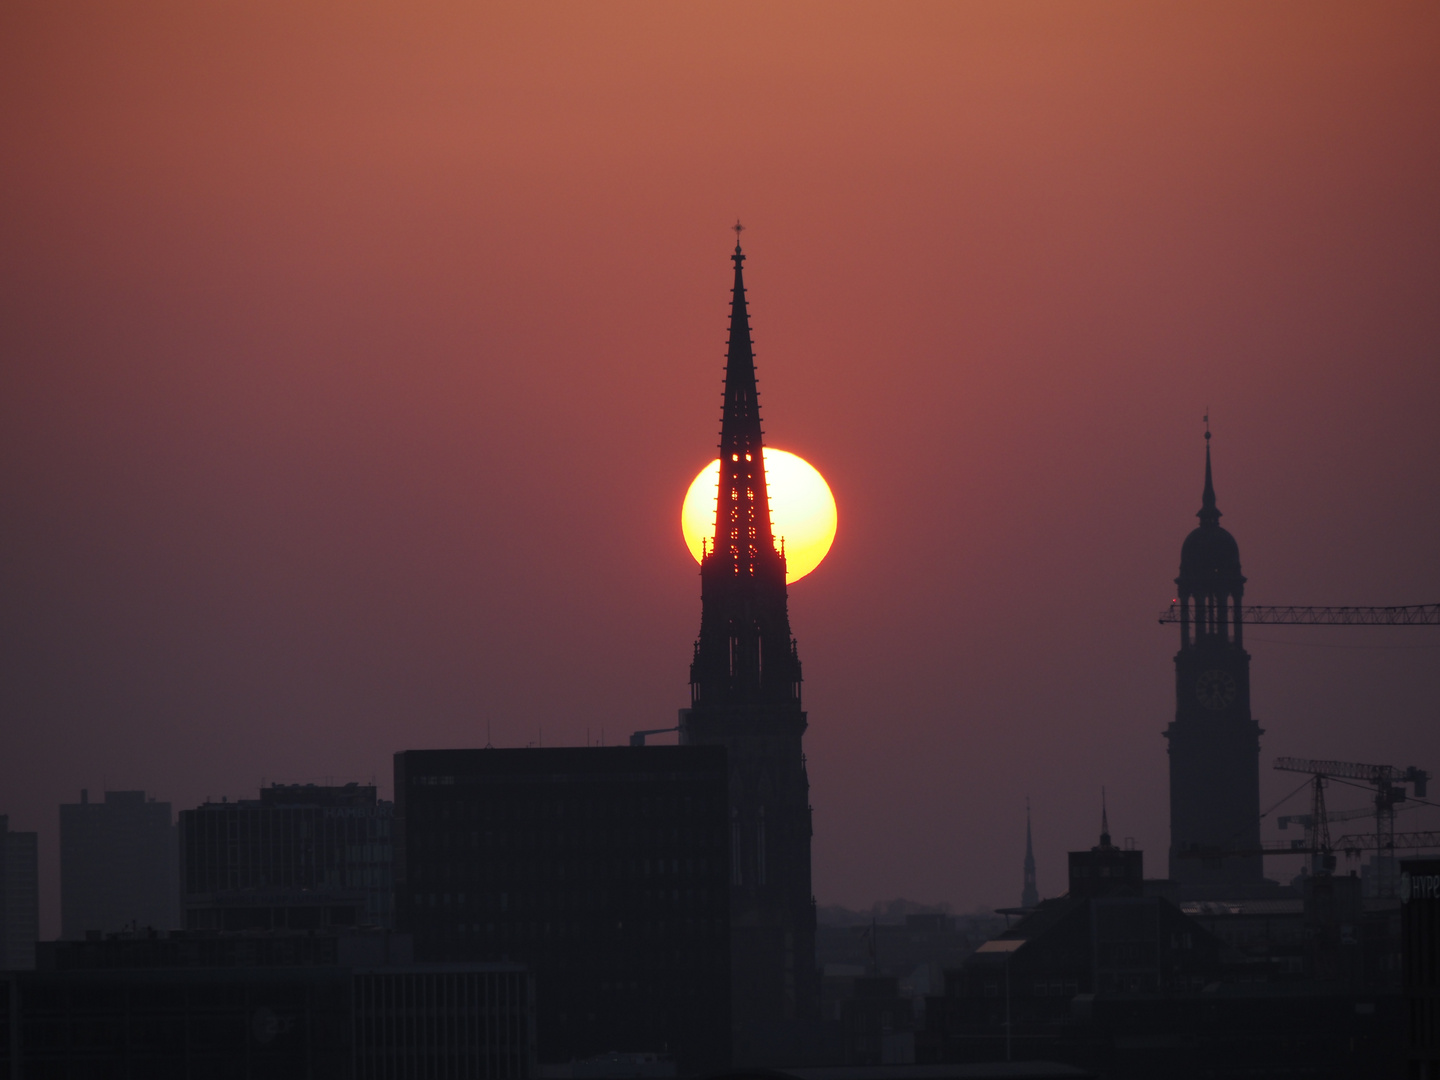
[1165,433,1264,894]
[60,789,178,939]
[394,746,731,1074]
[677,234,819,1052]
[1021,801,1039,910]
[1,816,39,970]
[179,783,393,931]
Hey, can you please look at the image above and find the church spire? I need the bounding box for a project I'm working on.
[1198,421,1221,526]
[1099,788,1112,849]
[713,221,777,572]
[1021,798,1039,909]
[688,230,800,711]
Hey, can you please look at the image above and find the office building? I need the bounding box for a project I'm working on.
[180,782,394,931]
[2,929,532,1078]
[395,746,731,1074]
[61,788,178,938]
[0,816,39,970]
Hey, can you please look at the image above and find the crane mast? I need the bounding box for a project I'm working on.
[1274,757,1431,897]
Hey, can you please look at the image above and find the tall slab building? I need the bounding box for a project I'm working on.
[60,790,178,939]
[1,815,39,970]
[679,234,819,1055]
[1165,434,1265,894]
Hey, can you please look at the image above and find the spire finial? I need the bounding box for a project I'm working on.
[1100,787,1111,848]
[732,219,745,257]
[1198,413,1221,526]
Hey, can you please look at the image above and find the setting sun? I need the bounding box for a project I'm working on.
[681,448,837,584]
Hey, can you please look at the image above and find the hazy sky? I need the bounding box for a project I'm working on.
[4,2,1438,936]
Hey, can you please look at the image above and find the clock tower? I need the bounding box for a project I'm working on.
[1165,431,1264,893]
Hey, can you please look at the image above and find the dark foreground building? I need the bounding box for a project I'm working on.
[61,789,178,939]
[927,824,1405,1079]
[1,815,39,971]
[395,746,731,1074]
[180,783,394,932]
[1403,859,1440,1079]
[678,233,819,1062]
[0,930,533,1078]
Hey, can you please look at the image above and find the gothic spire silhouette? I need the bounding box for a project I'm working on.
[714,227,777,571]
[688,231,801,710]
[680,231,818,1035]
[1022,798,1039,909]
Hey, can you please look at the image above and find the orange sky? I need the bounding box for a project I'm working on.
[3,2,1439,933]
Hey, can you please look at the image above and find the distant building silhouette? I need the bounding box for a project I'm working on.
[179,783,393,931]
[678,233,819,1058]
[1,815,39,970]
[1021,801,1039,910]
[929,820,1223,1056]
[60,789,178,939]
[1165,432,1265,895]
[1067,794,1143,900]
[394,746,731,1074]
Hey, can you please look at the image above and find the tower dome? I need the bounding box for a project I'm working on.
[1176,434,1245,594]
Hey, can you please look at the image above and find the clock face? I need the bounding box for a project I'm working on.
[1195,669,1238,711]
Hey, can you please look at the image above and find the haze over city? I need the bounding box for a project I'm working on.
[4,1,1439,944]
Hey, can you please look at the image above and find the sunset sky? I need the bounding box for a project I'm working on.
[3,2,1439,935]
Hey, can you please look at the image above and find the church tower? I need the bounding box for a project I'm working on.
[679,231,818,1054]
[1165,431,1264,893]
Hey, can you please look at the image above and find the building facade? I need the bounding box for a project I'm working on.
[1401,858,1440,1077]
[3,930,532,1078]
[0,816,39,971]
[61,789,178,938]
[179,783,394,931]
[1165,434,1265,894]
[678,235,819,1057]
[394,746,731,1074]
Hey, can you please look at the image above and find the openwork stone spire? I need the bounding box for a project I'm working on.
[713,232,779,576]
[689,233,799,711]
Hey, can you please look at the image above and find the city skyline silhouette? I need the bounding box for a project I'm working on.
[3,5,1439,944]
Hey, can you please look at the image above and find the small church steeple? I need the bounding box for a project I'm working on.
[1021,798,1039,909]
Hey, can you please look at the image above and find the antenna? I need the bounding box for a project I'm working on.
[485,719,493,750]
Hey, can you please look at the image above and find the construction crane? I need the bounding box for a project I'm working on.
[1157,602,1440,625]
[1177,762,1437,889]
[1274,757,1431,897]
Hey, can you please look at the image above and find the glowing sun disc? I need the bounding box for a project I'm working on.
[681,448,837,584]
